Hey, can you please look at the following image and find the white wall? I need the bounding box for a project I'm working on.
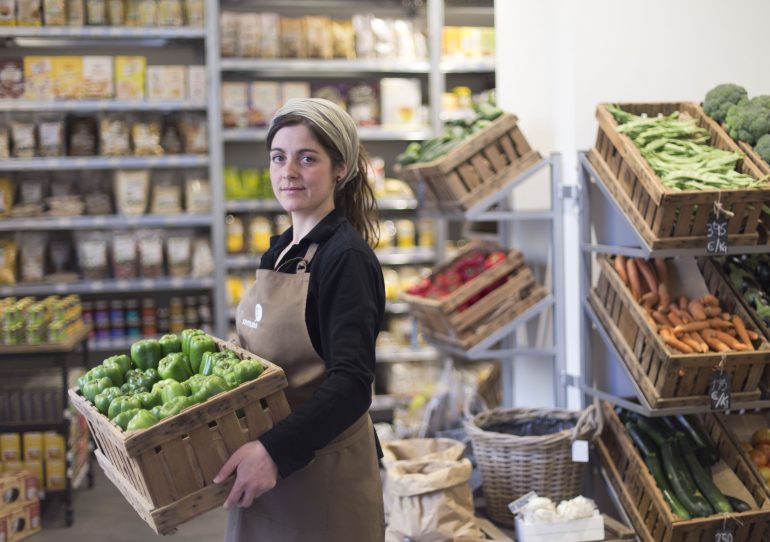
[495,0,770,408]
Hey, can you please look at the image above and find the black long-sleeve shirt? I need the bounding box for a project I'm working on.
[256,208,385,478]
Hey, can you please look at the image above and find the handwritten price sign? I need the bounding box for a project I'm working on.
[707,215,728,254]
[709,372,731,411]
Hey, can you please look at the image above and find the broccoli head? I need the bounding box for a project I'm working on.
[755,134,770,164]
[725,95,770,145]
[703,83,748,123]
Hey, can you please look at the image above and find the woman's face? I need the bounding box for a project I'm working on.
[269,124,346,219]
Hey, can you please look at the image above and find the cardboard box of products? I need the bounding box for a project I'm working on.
[115,56,146,101]
[83,56,114,99]
[22,57,54,101]
[52,56,84,99]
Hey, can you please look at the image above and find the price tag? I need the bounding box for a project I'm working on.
[714,526,734,542]
[706,214,728,254]
[571,440,589,462]
[709,371,731,410]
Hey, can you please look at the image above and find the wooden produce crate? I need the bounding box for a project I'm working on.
[589,256,770,409]
[401,241,548,350]
[714,411,770,496]
[591,102,769,250]
[397,113,542,213]
[596,402,770,542]
[68,337,289,535]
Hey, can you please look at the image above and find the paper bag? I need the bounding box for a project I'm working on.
[385,458,484,542]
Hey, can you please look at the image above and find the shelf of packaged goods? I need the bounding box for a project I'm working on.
[440,58,496,73]
[225,199,283,213]
[220,58,431,74]
[578,152,770,258]
[0,276,214,297]
[0,155,209,172]
[0,420,68,433]
[375,247,435,266]
[376,346,440,363]
[0,100,206,112]
[0,324,90,354]
[580,299,770,417]
[0,213,213,231]
[223,127,431,142]
[0,26,206,39]
[225,254,262,270]
[385,301,410,315]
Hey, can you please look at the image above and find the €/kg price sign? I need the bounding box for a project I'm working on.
[714,526,734,542]
[707,214,728,254]
[709,371,731,410]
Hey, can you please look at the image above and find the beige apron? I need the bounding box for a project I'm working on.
[228,243,385,542]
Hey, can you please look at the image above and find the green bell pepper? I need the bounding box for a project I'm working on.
[126,367,160,390]
[223,360,264,389]
[130,339,162,371]
[200,351,226,376]
[82,377,113,404]
[188,335,216,374]
[161,381,190,404]
[159,334,182,357]
[211,358,237,379]
[90,363,123,388]
[121,381,148,395]
[181,329,205,358]
[101,359,126,387]
[185,374,207,396]
[190,375,229,403]
[94,386,123,415]
[156,396,194,419]
[112,408,140,431]
[150,405,163,420]
[135,391,162,410]
[77,370,94,390]
[158,352,193,382]
[108,395,143,420]
[126,409,159,432]
[103,354,131,375]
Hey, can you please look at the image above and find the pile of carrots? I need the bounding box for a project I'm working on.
[613,256,759,354]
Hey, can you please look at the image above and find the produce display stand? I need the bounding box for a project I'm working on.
[68,337,289,535]
[0,324,93,527]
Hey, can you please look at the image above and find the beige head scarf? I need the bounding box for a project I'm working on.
[269,98,359,189]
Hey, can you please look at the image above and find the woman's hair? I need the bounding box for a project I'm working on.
[266,113,380,246]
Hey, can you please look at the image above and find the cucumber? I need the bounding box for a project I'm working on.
[674,415,720,465]
[661,439,714,518]
[677,437,732,514]
[725,495,752,512]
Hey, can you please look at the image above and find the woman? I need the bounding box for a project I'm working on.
[214,98,386,541]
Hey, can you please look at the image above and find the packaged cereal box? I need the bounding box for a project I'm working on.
[115,56,145,101]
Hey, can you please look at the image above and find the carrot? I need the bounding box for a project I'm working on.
[747,330,759,341]
[673,321,711,334]
[635,259,659,296]
[703,306,722,318]
[660,328,694,353]
[667,310,685,327]
[732,315,754,351]
[643,311,657,328]
[691,331,710,353]
[614,256,629,285]
[726,329,737,337]
[654,257,668,285]
[688,301,707,321]
[679,296,689,310]
[721,313,731,321]
[657,283,671,312]
[641,291,659,310]
[701,331,732,352]
[652,311,673,327]
[681,333,702,352]
[708,318,733,329]
[702,293,720,307]
[713,330,749,351]
[680,311,693,324]
[626,258,643,300]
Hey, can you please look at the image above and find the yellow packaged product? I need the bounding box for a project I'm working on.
[0,0,14,25]
[225,215,244,253]
[17,0,43,25]
[83,56,114,99]
[396,219,415,248]
[115,56,146,101]
[52,56,83,99]
[21,434,42,462]
[23,57,54,101]
[0,434,19,462]
[226,275,244,307]
[23,461,43,490]
[66,0,84,25]
[383,268,399,300]
[107,0,124,24]
[249,217,272,254]
[44,0,67,25]
[2,460,22,473]
[0,177,11,217]
[42,432,64,460]
[157,0,181,26]
[45,459,66,491]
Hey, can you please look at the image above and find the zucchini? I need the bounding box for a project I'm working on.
[725,495,752,513]
[673,415,720,465]
[637,417,672,448]
[660,416,683,436]
[678,437,732,514]
[644,453,691,520]
[661,439,714,518]
[626,422,658,457]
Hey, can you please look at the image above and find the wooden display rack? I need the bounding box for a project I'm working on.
[397,113,542,213]
[69,337,289,535]
[588,256,770,409]
[401,241,548,350]
[592,102,768,250]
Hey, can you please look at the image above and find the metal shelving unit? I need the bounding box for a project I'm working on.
[574,150,770,417]
[0,100,206,112]
[0,214,213,231]
[219,58,431,74]
[0,277,214,297]
[0,155,209,172]
[0,26,206,38]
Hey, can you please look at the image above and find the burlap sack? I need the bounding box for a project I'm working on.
[385,458,484,542]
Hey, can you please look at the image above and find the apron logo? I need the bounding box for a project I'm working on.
[242,303,263,330]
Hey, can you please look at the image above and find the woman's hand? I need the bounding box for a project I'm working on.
[214,440,279,508]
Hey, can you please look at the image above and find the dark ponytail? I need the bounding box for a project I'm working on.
[266,114,380,246]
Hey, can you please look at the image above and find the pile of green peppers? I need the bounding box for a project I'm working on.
[77,330,265,432]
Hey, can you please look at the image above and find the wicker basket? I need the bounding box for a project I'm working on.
[464,405,600,525]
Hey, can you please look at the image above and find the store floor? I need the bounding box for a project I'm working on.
[38,465,227,541]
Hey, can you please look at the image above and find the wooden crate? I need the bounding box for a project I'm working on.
[589,256,770,409]
[397,113,543,213]
[714,411,770,497]
[68,337,290,535]
[401,241,548,350]
[592,102,769,250]
[596,402,770,542]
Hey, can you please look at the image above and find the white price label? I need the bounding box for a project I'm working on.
[572,440,589,463]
